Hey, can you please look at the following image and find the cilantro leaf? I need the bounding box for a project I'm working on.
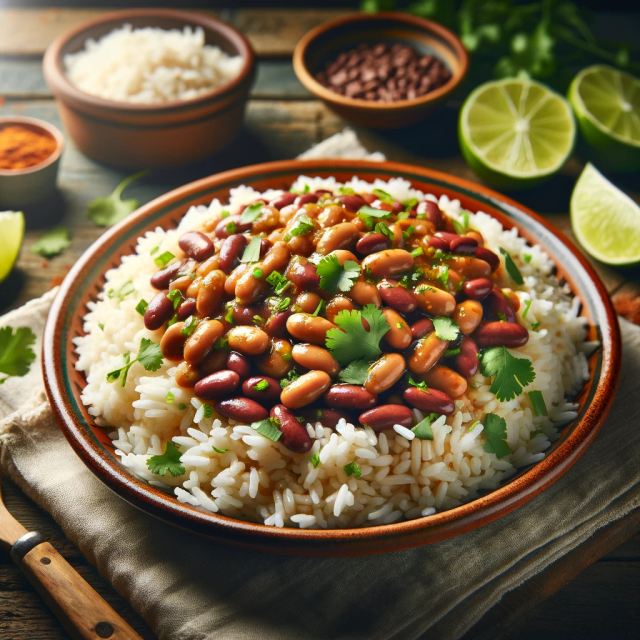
[284,214,314,241]
[480,345,536,402]
[239,202,264,224]
[374,222,395,242]
[451,212,470,236]
[528,390,548,417]
[499,248,524,286]
[88,170,150,227]
[311,453,321,468]
[146,442,185,477]
[241,236,261,263]
[252,418,282,442]
[482,413,511,459]
[325,305,390,366]
[107,338,163,387]
[338,359,370,385]
[280,369,300,389]
[316,254,361,294]
[344,461,362,477]
[252,379,269,391]
[32,226,71,257]
[412,415,434,440]
[0,326,36,382]
[266,270,293,295]
[433,317,460,341]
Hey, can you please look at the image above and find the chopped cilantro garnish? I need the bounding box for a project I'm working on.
[108,280,135,300]
[252,417,282,442]
[397,322,404,329]
[87,170,150,227]
[274,297,291,312]
[107,338,163,387]
[224,307,234,324]
[528,390,548,416]
[522,299,532,319]
[178,403,187,411]
[326,305,390,366]
[412,415,434,440]
[266,270,293,295]
[181,315,199,336]
[165,391,174,404]
[283,214,314,241]
[280,369,300,388]
[166,289,183,310]
[410,247,424,258]
[357,205,393,219]
[203,404,213,419]
[469,420,479,431]
[240,202,264,224]
[375,221,395,242]
[220,210,230,219]
[432,317,460,341]
[150,246,159,255]
[408,376,427,390]
[524,254,532,263]
[311,453,321,468]
[226,221,237,234]
[499,248,524,286]
[253,315,265,326]
[480,346,536,402]
[402,197,419,210]
[166,314,178,328]
[343,461,362,477]
[0,326,36,383]
[98,324,104,332]
[443,346,461,357]
[530,322,541,330]
[213,446,228,454]
[496,311,508,322]
[154,251,174,268]
[311,300,325,317]
[214,336,229,351]
[253,379,269,391]
[452,212,470,236]
[338,359,370,385]
[437,264,450,286]
[241,236,262,263]
[146,443,185,477]
[316,254,361,294]
[290,184,310,194]
[135,299,148,316]
[338,186,355,195]
[372,188,394,204]
[483,413,510,459]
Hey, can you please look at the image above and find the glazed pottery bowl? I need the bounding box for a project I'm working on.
[43,160,621,556]
[0,116,64,209]
[42,9,255,169]
[293,12,468,129]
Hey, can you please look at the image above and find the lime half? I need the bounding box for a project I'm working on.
[568,65,640,172]
[571,163,640,265]
[459,78,576,190]
[0,211,24,283]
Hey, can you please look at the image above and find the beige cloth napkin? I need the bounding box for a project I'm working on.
[1,133,639,640]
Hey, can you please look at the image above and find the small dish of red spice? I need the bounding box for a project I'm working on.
[0,116,64,209]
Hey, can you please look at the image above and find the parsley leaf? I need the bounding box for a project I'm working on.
[88,170,150,226]
[0,326,36,383]
[107,338,163,387]
[480,346,536,402]
[433,317,460,341]
[338,359,370,385]
[412,415,435,440]
[146,442,185,477]
[499,248,524,286]
[316,254,361,294]
[344,461,362,477]
[241,236,262,263]
[239,202,264,224]
[528,390,548,416]
[325,305,390,366]
[32,226,71,257]
[483,413,511,459]
[252,418,282,442]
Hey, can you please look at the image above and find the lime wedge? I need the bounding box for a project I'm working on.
[571,163,640,265]
[0,211,24,283]
[568,65,640,172]
[459,78,576,189]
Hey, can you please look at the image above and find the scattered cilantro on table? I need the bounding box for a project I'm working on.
[146,442,185,477]
[480,345,536,401]
[88,170,150,227]
[483,413,511,459]
[107,338,163,387]
[32,226,71,258]
[316,254,361,294]
[0,326,36,383]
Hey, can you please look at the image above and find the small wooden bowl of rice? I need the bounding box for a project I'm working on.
[43,9,255,168]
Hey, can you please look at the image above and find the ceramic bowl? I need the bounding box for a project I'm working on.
[42,9,255,169]
[293,12,468,129]
[43,160,621,556]
[0,116,64,209]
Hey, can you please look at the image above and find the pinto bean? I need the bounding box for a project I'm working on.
[214,215,251,239]
[403,387,455,415]
[362,249,414,279]
[242,376,281,401]
[450,236,478,254]
[414,284,456,317]
[359,405,414,431]
[169,275,193,294]
[217,397,268,423]
[144,292,174,330]
[271,404,313,453]
[270,192,297,210]
[195,255,219,279]
[452,299,484,335]
[473,322,529,348]
[227,326,270,355]
[318,205,346,228]
[326,296,357,323]
[463,277,493,300]
[408,332,449,374]
[453,336,479,378]
[177,298,197,320]
[295,292,323,314]
[224,263,247,296]
[378,279,417,313]
[218,234,247,273]
[348,280,382,308]
[227,351,251,379]
[330,249,359,265]
[445,255,491,279]
[466,230,484,247]
[234,263,269,305]
[286,257,320,291]
[252,205,281,235]
[175,361,201,388]
[184,319,224,364]
[194,370,240,399]
[475,247,500,272]
[256,338,293,378]
[338,194,366,212]
[323,384,377,410]
[316,222,360,255]
[298,407,353,431]
[286,233,315,256]
[157,323,185,362]
[280,370,331,409]
[382,309,412,349]
[502,288,521,312]
[196,269,226,316]
[423,365,467,398]
[286,313,337,345]
[179,231,214,261]
[356,233,390,255]
[292,343,339,377]
[365,353,406,394]
[150,260,184,290]
[410,318,434,339]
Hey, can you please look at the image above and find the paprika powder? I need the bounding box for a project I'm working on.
[0,124,57,170]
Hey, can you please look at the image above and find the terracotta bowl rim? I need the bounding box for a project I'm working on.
[42,8,256,115]
[43,159,621,554]
[293,12,469,110]
[0,115,65,176]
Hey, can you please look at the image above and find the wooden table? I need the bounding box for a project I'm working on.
[0,7,638,640]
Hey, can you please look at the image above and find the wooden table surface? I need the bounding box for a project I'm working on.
[0,7,639,640]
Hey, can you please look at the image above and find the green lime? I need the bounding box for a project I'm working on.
[568,65,640,172]
[570,163,640,266]
[459,78,576,190]
[0,211,24,283]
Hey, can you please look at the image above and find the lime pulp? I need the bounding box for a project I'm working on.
[0,211,24,283]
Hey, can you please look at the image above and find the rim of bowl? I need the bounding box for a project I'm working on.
[43,159,621,553]
[0,115,65,177]
[43,8,256,114]
[293,12,469,110]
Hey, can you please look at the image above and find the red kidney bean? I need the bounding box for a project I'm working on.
[270,192,297,209]
[434,231,459,246]
[150,260,184,290]
[219,234,247,273]
[427,236,450,252]
[270,404,312,454]
[144,292,174,330]
[484,288,516,323]
[403,387,455,415]
[194,370,240,399]
[227,351,251,379]
[242,376,281,401]
[179,231,214,261]
[338,194,366,212]
[473,322,529,348]
[450,236,478,254]
[234,199,267,217]
[232,303,268,326]
[298,408,353,431]
[216,398,268,423]
[425,201,444,229]
[463,277,493,300]
[323,384,376,410]
[410,318,434,339]
[177,298,197,320]
[359,405,414,432]
[356,233,390,255]
[315,189,333,197]
[214,215,251,239]
[359,192,376,205]
[295,193,319,207]
[391,201,405,214]
[259,239,273,257]
[453,336,479,378]
[265,310,291,337]
[476,247,500,272]
[378,280,417,313]
[286,258,320,290]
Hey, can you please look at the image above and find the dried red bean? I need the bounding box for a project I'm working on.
[144,292,174,330]
[410,318,434,339]
[356,233,390,255]
[484,289,516,323]
[219,234,248,273]
[476,247,500,272]
[216,398,268,423]
[473,322,529,348]
[378,279,417,313]
[462,277,493,300]
[271,404,312,453]
[427,236,450,252]
[194,370,240,399]
[295,193,319,207]
[359,404,414,432]
[287,259,320,290]
[450,236,478,254]
[403,387,454,415]
[177,298,197,320]
[338,194,366,212]
[242,376,281,401]
[453,336,479,378]
[214,215,251,239]
[424,201,444,229]
[227,351,251,379]
[150,260,184,290]
[179,231,214,261]
[260,239,273,257]
[323,384,377,410]
[265,310,291,337]
[232,303,268,326]
[270,192,297,210]
[434,231,459,247]
[298,408,353,431]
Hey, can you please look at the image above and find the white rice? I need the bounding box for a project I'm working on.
[75,176,591,529]
[64,24,244,104]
